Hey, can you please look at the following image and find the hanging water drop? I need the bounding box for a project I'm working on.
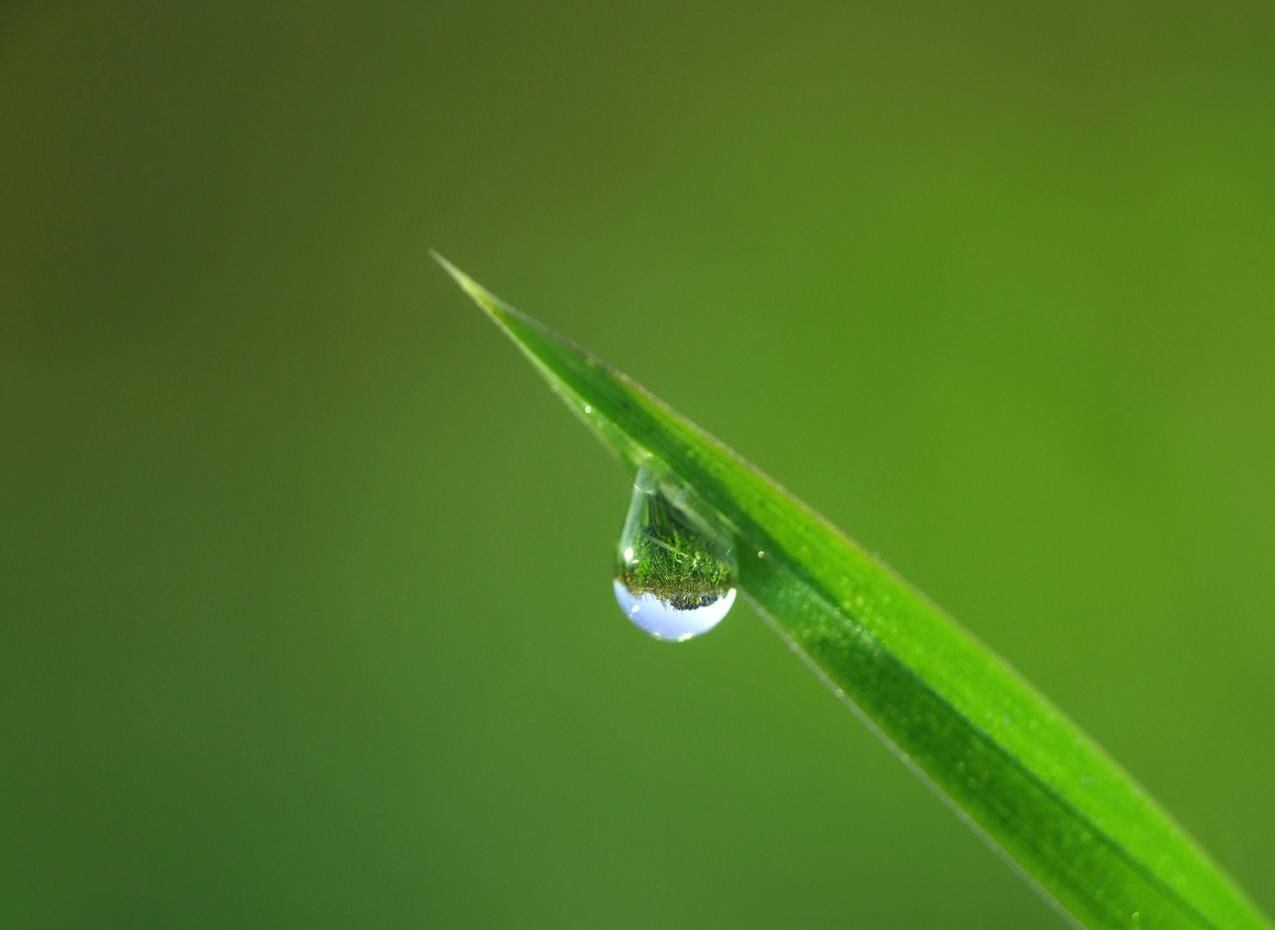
[612,468,737,641]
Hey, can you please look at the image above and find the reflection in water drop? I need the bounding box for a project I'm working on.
[613,468,737,641]
[613,580,736,642]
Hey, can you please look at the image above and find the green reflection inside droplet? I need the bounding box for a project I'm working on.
[612,467,737,641]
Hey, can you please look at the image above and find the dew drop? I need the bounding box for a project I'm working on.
[613,468,737,641]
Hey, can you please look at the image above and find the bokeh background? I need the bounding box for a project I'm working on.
[5,3,1274,927]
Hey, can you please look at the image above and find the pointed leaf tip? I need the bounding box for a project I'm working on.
[430,251,485,303]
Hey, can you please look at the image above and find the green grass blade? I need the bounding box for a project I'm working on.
[435,254,1270,930]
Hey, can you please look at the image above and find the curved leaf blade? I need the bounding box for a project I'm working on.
[435,254,1269,930]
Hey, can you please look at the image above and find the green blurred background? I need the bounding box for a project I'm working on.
[4,2,1274,927]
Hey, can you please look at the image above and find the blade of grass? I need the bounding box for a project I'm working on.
[434,253,1270,930]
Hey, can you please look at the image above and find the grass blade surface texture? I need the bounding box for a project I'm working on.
[435,254,1268,930]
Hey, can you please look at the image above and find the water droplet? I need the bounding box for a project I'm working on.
[613,468,737,641]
